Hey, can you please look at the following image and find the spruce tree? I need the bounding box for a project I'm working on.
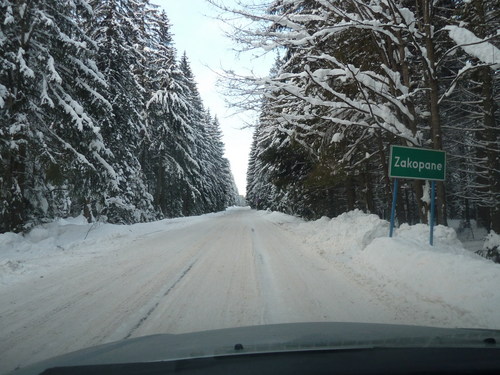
[0,0,117,231]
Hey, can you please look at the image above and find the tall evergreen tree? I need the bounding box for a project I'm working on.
[1,0,238,233]
[0,0,118,231]
[441,0,500,232]
[228,0,499,230]
[85,0,156,222]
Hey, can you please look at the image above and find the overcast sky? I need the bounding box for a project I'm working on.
[151,0,271,196]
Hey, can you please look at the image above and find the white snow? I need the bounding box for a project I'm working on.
[444,25,500,69]
[47,55,62,84]
[1,208,499,373]
[18,3,27,19]
[259,209,500,329]
[0,83,7,108]
[0,213,218,286]
[331,133,343,143]
[421,181,431,205]
[398,7,416,31]
[3,6,14,25]
[17,48,35,79]
[484,231,500,251]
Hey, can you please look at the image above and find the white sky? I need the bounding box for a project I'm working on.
[151,0,271,196]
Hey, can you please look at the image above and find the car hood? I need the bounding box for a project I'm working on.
[11,322,500,375]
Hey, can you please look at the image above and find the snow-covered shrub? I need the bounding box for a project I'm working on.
[478,231,500,264]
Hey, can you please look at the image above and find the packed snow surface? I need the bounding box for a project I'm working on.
[1,208,499,374]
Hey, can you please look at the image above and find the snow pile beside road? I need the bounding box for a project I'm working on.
[258,209,303,224]
[261,209,500,328]
[396,222,464,248]
[0,211,225,285]
[0,217,130,284]
[305,210,389,259]
[351,215,499,327]
[357,235,500,327]
[274,210,389,261]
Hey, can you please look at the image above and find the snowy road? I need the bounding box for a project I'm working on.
[0,208,497,373]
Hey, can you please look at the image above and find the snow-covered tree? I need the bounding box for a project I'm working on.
[222,0,499,228]
[0,0,120,231]
[1,0,238,233]
[84,0,157,223]
[441,0,500,232]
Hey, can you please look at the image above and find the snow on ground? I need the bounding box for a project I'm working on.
[0,210,232,286]
[2,207,499,326]
[259,209,500,328]
[1,207,499,374]
[448,218,488,253]
[2,208,499,326]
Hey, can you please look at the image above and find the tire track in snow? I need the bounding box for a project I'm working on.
[123,259,198,339]
[0,215,227,373]
[120,219,234,338]
[0,256,147,352]
[250,226,279,323]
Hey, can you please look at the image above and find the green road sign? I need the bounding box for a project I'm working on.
[389,145,446,181]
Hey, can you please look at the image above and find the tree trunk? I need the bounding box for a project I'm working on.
[391,23,428,224]
[396,181,407,225]
[155,163,165,213]
[363,166,375,214]
[376,131,393,219]
[479,66,500,232]
[421,0,448,225]
[471,0,499,232]
[345,176,356,211]
[7,143,28,232]
[413,180,428,224]
[83,198,93,223]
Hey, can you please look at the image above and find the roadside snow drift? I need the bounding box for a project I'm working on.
[2,208,499,330]
[1,208,500,374]
[261,209,500,328]
[0,211,228,286]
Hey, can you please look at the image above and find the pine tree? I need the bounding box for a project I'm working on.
[226,0,499,228]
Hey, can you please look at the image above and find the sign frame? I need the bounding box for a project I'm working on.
[389,145,446,181]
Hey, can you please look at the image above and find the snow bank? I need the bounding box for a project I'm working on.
[0,210,229,285]
[258,209,303,224]
[357,236,499,327]
[395,223,464,249]
[306,210,389,258]
[262,209,500,328]
[270,210,389,261]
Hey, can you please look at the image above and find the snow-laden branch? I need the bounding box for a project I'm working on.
[438,62,486,104]
[0,83,9,108]
[444,26,500,69]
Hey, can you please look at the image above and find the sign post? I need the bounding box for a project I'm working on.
[388,146,446,245]
[389,178,398,238]
[430,181,436,246]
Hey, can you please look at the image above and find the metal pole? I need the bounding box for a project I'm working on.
[430,180,436,246]
[389,178,398,237]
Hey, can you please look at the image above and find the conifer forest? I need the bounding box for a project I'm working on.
[1,0,238,233]
[1,0,499,242]
[237,0,499,234]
